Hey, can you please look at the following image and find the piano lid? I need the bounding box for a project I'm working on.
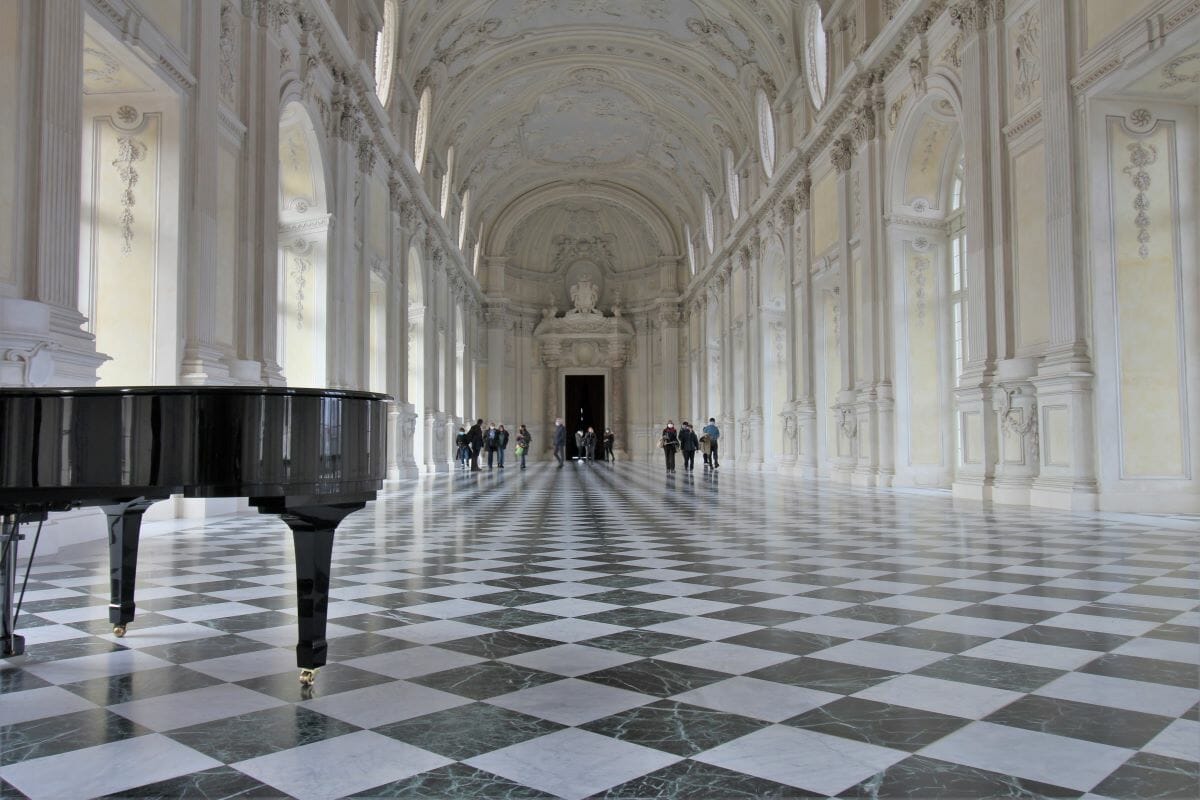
[0,386,391,506]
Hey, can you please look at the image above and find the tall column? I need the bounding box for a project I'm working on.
[658,304,681,423]
[950,0,1003,500]
[742,240,764,468]
[1030,0,1096,509]
[793,177,818,475]
[0,0,105,387]
[718,265,735,459]
[832,136,856,482]
[181,0,232,384]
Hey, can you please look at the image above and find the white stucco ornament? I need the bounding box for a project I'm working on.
[568,275,601,315]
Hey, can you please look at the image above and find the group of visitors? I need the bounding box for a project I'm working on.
[659,417,720,473]
[553,419,616,467]
[456,420,533,471]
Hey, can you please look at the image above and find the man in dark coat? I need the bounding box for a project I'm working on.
[679,422,700,471]
[467,419,484,471]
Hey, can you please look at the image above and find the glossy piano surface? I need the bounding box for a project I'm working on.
[0,386,388,506]
[0,386,390,682]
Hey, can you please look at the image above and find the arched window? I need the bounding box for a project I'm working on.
[458,189,470,249]
[440,146,454,216]
[703,193,715,253]
[725,148,740,219]
[950,154,965,211]
[757,89,776,178]
[685,224,696,275]
[374,0,397,104]
[803,1,828,111]
[473,223,483,275]
[413,87,431,172]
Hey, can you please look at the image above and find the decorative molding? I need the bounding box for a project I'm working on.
[112,136,147,255]
[1002,106,1043,140]
[910,252,931,323]
[1160,52,1200,89]
[219,0,240,107]
[1012,8,1042,103]
[831,136,853,173]
[1122,134,1158,260]
[4,342,59,387]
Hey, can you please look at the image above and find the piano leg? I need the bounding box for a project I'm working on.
[252,500,365,685]
[1,515,26,658]
[103,500,156,637]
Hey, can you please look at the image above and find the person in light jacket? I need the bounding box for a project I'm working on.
[702,417,720,469]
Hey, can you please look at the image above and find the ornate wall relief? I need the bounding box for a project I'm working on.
[1010,7,1042,111]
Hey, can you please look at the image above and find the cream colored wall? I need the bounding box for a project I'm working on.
[136,0,186,52]
[904,117,954,207]
[216,144,238,348]
[1084,0,1154,50]
[811,170,838,255]
[823,290,841,459]
[1013,142,1050,353]
[280,239,327,387]
[0,0,18,288]
[853,253,867,381]
[88,114,161,385]
[1109,119,1185,477]
[905,247,941,465]
[368,177,388,260]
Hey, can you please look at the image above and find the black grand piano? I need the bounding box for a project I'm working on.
[0,386,388,685]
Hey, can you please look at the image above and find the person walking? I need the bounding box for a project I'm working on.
[485,423,504,468]
[553,418,566,468]
[679,421,699,471]
[574,428,584,461]
[455,426,470,469]
[515,424,531,469]
[583,427,597,462]
[603,428,615,462]
[699,431,712,468]
[496,424,510,468]
[468,419,484,471]
[660,421,680,473]
[702,417,720,469]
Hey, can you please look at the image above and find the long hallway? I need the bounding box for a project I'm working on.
[1,465,1197,799]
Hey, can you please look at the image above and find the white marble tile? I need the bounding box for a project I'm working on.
[959,638,1101,670]
[867,595,972,613]
[205,585,293,601]
[511,618,628,643]
[695,725,908,795]
[0,734,221,800]
[500,643,642,676]
[1112,636,1200,664]
[633,580,717,597]
[237,622,359,647]
[18,624,94,645]
[642,617,763,641]
[525,582,609,598]
[34,604,111,624]
[853,674,1024,719]
[635,597,737,615]
[778,615,896,639]
[1039,612,1161,637]
[808,640,947,673]
[519,597,622,617]
[0,685,98,725]
[1100,592,1198,612]
[399,598,502,619]
[184,647,298,682]
[343,645,485,679]
[465,728,680,800]
[157,602,274,622]
[655,642,796,674]
[671,676,840,722]
[302,680,471,727]
[109,683,285,731]
[376,619,494,644]
[908,614,1030,638]
[487,677,651,725]
[919,721,1134,791]
[1142,718,1200,762]
[233,730,452,800]
[97,622,226,649]
[1035,672,1200,717]
[22,650,173,685]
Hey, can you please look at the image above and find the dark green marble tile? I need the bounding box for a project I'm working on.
[590,758,814,799]
[8,636,127,665]
[949,605,1055,625]
[353,762,558,799]
[583,575,658,589]
[584,589,674,606]
[839,754,1081,799]
[455,609,560,630]
[582,659,726,697]
[783,696,971,751]
[984,695,1175,749]
[865,627,993,654]
[237,663,393,701]
[408,661,560,700]
[62,665,220,706]
[748,657,895,695]
[1091,752,1199,800]
[585,629,708,657]
[164,704,360,762]
[1002,625,1132,652]
[198,611,296,634]
[581,699,769,756]
[580,608,684,628]
[722,628,848,656]
[438,631,563,659]
[701,606,805,626]
[97,766,281,799]
[138,634,272,665]
[831,605,932,626]
[0,668,51,694]
[374,702,564,760]
[1080,653,1200,688]
[913,655,1065,693]
[0,709,151,766]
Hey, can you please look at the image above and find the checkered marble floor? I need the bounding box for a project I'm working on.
[2,463,1198,799]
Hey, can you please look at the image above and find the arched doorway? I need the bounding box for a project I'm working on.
[277,100,330,388]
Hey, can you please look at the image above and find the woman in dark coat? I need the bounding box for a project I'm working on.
[583,427,597,462]
[679,422,700,471]
[603,429,615,462]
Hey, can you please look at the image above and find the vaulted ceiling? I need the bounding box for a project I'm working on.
[397,0,798,271]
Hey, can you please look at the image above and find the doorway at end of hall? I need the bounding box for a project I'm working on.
[564,374,605,459]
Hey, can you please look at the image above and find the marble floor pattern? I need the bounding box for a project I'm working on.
[1,462,1198,799]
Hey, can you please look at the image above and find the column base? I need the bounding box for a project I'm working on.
[0,298,107,387]
[1030,477,1098,511]
[952,477,994,502]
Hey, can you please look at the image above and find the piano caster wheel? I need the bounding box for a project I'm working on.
[113,625,127,638]
[299,668,317,686]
